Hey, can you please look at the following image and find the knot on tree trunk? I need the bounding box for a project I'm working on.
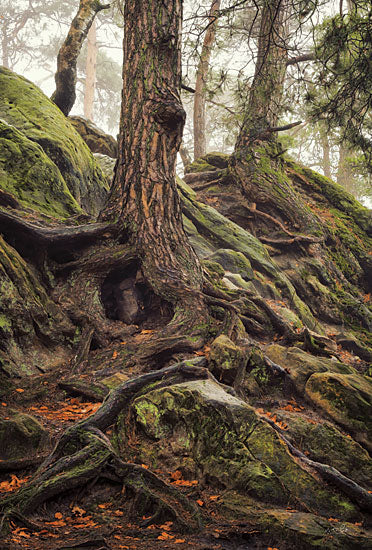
[152,98,186,133]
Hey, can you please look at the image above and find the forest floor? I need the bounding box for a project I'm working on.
[1,328,365,550]
[0,357,271,550]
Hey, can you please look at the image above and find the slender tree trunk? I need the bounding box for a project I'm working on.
[101,0,206,330]
[83,19,97,121]
[231,0,320,231]
[51,0,109,116]
[179,144,192,170]
[1,27,9,68]
[337,144,355,194]
[321,132,332,178]
[193,0,221,160]
[235,0,291,148]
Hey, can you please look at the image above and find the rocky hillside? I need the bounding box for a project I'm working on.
[0,68,372,550]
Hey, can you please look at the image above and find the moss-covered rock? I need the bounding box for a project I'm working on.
[0,236,74,382]
[102,372,130,389]
[273,413,372,488]
[222,493,371,549]
[124,379,357,519]
[0,67,108,216]
[0,120,81,218]
[265,345,355,393]
[207,249,254,281]
[306,372,372,448]
[69,116,118,158]
[208,334,246,385]
[0,411,49,460]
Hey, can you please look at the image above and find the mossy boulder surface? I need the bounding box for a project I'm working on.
[125,379,356,519]
[0,120,80,218]
[266,344,355,393]
[0,67,108,216]
[0,412,49,460]
[207,249,254,281]
[273,413,372,488]
[222,494,372,550]
[208,334,245,385]
[306,372,372,447]
[69,116,118,158]
[0,236,73,383]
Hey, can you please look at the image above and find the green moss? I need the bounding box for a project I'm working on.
[306,372,372,441]
[124,380,357,519]
[0,412,49,460]
[0,67,108,216]
[0,121,81,218]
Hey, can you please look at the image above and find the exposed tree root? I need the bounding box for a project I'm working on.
[0,209,115,248]
[0,456,48,472]
[246,205,323,245]
[282,433,372,513]
[259,415,372,514]
[0,362,214,532]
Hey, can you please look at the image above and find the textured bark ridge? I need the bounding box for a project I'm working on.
[100,0,209,347]
[51,0,110,116]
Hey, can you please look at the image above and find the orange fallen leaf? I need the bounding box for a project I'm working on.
[158,532,174,540]
[55,512,63,519]
[159,522,173,531]
[175,539,186,543]
[140,329,153,334]
[15,388,24,393]
[112,351,118,359]
[171,470,182,480]
[71,505,86,516]
[98,502,112,509]
[1,403,7,407]
[209,495,220,501]
[196,499,204,506]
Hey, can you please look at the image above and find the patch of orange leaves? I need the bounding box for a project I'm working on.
[28,398,101,423]
[0,474,29,493]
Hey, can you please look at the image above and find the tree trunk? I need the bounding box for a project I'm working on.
[1,31,9,68]
[337,144,355,194]
[100,0,207,338]
[236,0,290,148]
[321,131,332,179]
[179,144,192,170]
[51,0,109,116]
[230,0,320,232]
[83,19,97,121]
[193,0,221,160]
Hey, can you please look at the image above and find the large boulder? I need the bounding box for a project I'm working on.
[306,372,372,451]
[118,379,358,520]
[0,411,49,460]
[0,67,108,217]
[69,116,118,158]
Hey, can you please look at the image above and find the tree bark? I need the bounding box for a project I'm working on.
[83,18,97,121]
[236,0,291,147]
[337,144,355,194]
[230,0,320,232]
[51,0,109,116]
[179,143,192,170]
[100,0,208,341]
[321,131,332,178]
[193,0,221,160]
